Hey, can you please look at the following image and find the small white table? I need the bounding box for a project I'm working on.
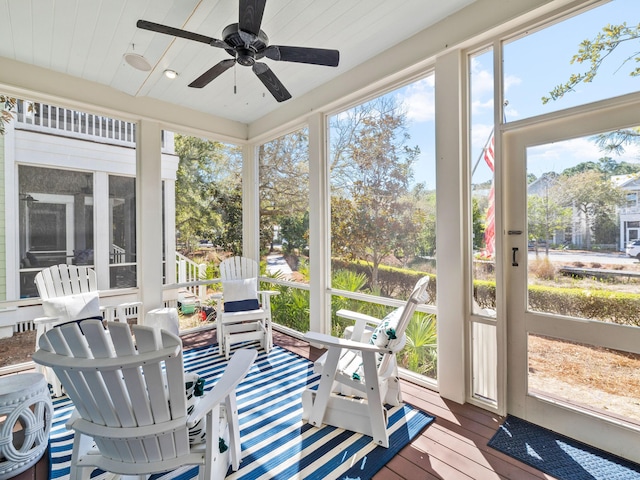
[146,307,180,336]
[0,373,52,479]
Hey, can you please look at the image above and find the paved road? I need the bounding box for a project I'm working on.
[266,254,293,278]
[528,249,638,266]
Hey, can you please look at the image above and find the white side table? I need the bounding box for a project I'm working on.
[146,307,180,336]
[0,373,52,479]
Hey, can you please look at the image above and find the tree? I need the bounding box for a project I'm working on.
[174,135,242,252]
[279,211,309,253]
[0,96,16,135]
[556,170,625,249]
[329,96,421,288]
[472,197,485,251]
[528,190,571,256]
[259,128,310,254]
[543,23,640,152]
[413,188,437,256]
[542,23,640,104]
[561,157,640,177]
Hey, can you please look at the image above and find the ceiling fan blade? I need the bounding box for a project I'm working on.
[239,0,266,36]
[263,45,340,67]
[137,20,228,49]
[189,59,236,88]
[252,63,291,102]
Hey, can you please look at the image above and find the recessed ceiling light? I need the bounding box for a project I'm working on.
[164,69,178,79]
[123,53,151,72]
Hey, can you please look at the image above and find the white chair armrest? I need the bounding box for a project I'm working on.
[336,309,381,341]
[33,315,62,326]
[187,349,257,427]
[336,309,381,325]
[304,331,392,355]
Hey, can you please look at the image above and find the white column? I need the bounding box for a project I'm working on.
[308,113,331,335]
[137,120,163,318]
[3,120,17,300]
[435,50,466,404]
[94,172,110,289]
[164,178,177,288]
[242,143,260,262]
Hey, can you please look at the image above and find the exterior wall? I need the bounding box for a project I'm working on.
[3,112,178,301]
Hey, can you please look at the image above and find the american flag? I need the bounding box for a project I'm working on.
[483,135,495,258]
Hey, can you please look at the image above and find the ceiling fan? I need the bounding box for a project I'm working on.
[137,0,340,102]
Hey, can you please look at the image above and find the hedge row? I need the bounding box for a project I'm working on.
[333,259,640,327]
[474,281,640,325]
[331,259,436,301]
[528,285,640,326]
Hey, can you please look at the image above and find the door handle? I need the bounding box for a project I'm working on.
[512,247,519,266]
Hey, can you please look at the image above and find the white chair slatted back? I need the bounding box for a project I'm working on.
[376,276,431,375]
[220,256,258,283]
[36,320,189,464]
[35,264,98,300]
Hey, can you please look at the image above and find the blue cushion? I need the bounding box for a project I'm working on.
[224,299,260,312]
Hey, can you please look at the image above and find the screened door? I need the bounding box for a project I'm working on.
[503,96,640,463]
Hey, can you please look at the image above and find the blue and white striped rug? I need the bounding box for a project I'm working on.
[49,344,435,480]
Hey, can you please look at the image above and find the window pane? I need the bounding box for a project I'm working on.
[529,334,640,423]
[259,128,310,333]
[470,48,497,317]
[526,128,640,325]
[503,0,639,122]
[174,135,242,255]
[19,166,93,298]
[172,133,242,332]
[328,76,437,379]
[109,175,136,288]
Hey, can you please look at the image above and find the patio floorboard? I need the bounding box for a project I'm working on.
[181,329,556,480]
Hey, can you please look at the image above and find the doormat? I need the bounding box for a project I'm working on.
[49,343,435,479]
[488,415,640,480]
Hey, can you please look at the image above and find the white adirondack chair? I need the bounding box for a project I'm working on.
[33,320,256,480]
[33,264,141,396]
[213,257,279,359]
[302,276,431,447]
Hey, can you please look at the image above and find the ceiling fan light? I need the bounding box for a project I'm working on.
[164,69,178,79]
[123,53,152,71]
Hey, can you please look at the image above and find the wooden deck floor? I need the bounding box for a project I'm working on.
[182,328,556,480]
[16,327,556,480]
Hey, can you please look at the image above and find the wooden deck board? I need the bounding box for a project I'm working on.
[262,330,558,480]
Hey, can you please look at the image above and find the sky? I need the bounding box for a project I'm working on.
[386,0,640,189]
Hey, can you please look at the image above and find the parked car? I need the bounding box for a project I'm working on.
[626,240,640,259]
[199,239,213,248]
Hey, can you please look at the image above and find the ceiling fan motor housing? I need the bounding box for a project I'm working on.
[222,23,268,66]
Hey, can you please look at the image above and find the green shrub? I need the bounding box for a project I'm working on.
[330,259,436,301]
[528,285,640,326]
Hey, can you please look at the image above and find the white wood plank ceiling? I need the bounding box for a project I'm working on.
[0,0,475,124]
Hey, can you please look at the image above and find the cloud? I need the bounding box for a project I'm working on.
[528,136,640,176]
[399,76,435,122]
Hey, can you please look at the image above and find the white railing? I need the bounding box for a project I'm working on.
[15,99,136,147]
[620,205,640,215]
[176,252,208,299]
[111,244,126,264]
